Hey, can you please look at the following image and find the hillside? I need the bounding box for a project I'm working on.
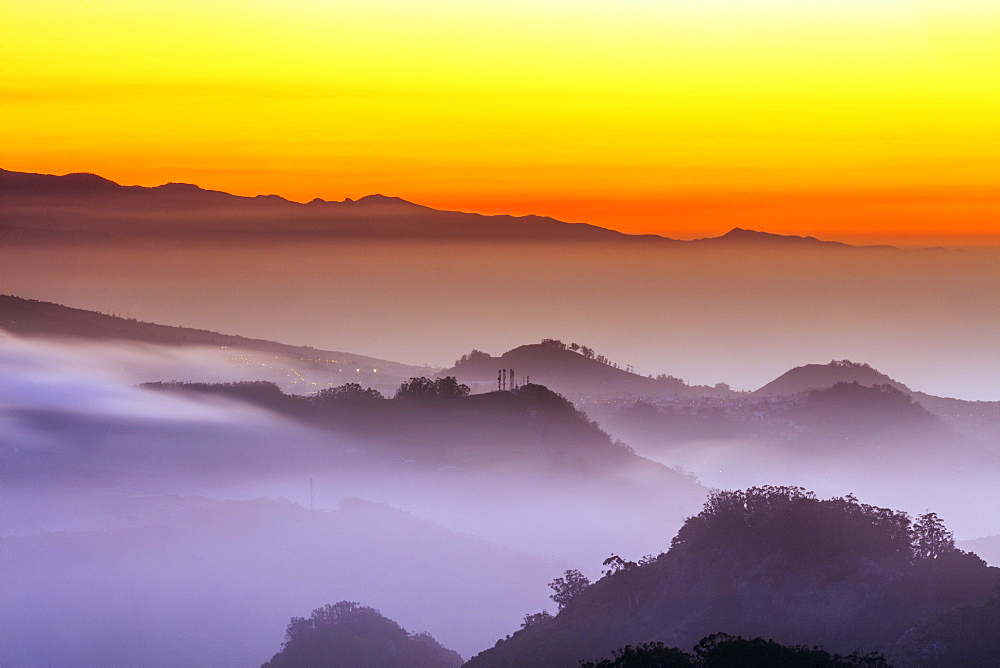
[442,342,710,400]
[465,487,1000,668]
[753,360,999,441]
[958,535,1000,567]
[0,294,432,387]
[142,379,701,483]
[786,381,950,443]
[754,360,910,396]
[2,168,890,248]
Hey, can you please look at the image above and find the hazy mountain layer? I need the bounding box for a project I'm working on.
[0,294,434,392]
[1,496,556,665]
[3,172,995,401]
[2,168,880,248]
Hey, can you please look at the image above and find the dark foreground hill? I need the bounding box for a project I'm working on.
[464,486,999,668]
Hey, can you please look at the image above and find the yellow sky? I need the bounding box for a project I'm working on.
[3,0,1000,243]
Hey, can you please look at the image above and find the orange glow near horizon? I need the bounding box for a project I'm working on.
[3,1,1000,245]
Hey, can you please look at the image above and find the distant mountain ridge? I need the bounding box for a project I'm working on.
[1,168,893,248]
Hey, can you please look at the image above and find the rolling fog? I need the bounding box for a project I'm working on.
[2,240,997,401]
[613,435,999,541]
[1,335,701,664]
[2,266,997,665]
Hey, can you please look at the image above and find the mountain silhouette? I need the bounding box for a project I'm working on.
[1,168,894,247]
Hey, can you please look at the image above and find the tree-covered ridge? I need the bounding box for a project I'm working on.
[140,379,644,471]
[670,486,950,564]
[261,601,462,668]
[465,487,998,668]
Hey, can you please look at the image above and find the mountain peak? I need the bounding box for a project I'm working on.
[711,227,835,245]
[343,193,432,211]
[153,182,204,192]
[754,359,909,397]
[0,169,120,195]
[354,193,426,208]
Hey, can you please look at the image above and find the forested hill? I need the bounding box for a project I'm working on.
[464,487,1000,668]
[142,379,700,485]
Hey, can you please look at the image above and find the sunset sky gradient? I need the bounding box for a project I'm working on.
[4,0,1000,245]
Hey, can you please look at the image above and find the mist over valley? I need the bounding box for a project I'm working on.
[1,171,998,666]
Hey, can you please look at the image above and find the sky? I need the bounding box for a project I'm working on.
[3,0,1000,245]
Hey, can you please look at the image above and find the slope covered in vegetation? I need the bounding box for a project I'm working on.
[465,487,998,667]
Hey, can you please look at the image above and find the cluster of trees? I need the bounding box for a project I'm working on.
[261,601,462,668]
[145,376,473,407]
[580,634,889,668]
[312,382,384,404]
[671,486,959,564]
[453,349,492,366]
[540,338,633,371]
[141,380,289,405]
[394,376,470,400]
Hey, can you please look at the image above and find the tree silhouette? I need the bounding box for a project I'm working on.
[602,554,636,575]
[520,611,554,628]
[549,569,591,610]
[911,512,956,560]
